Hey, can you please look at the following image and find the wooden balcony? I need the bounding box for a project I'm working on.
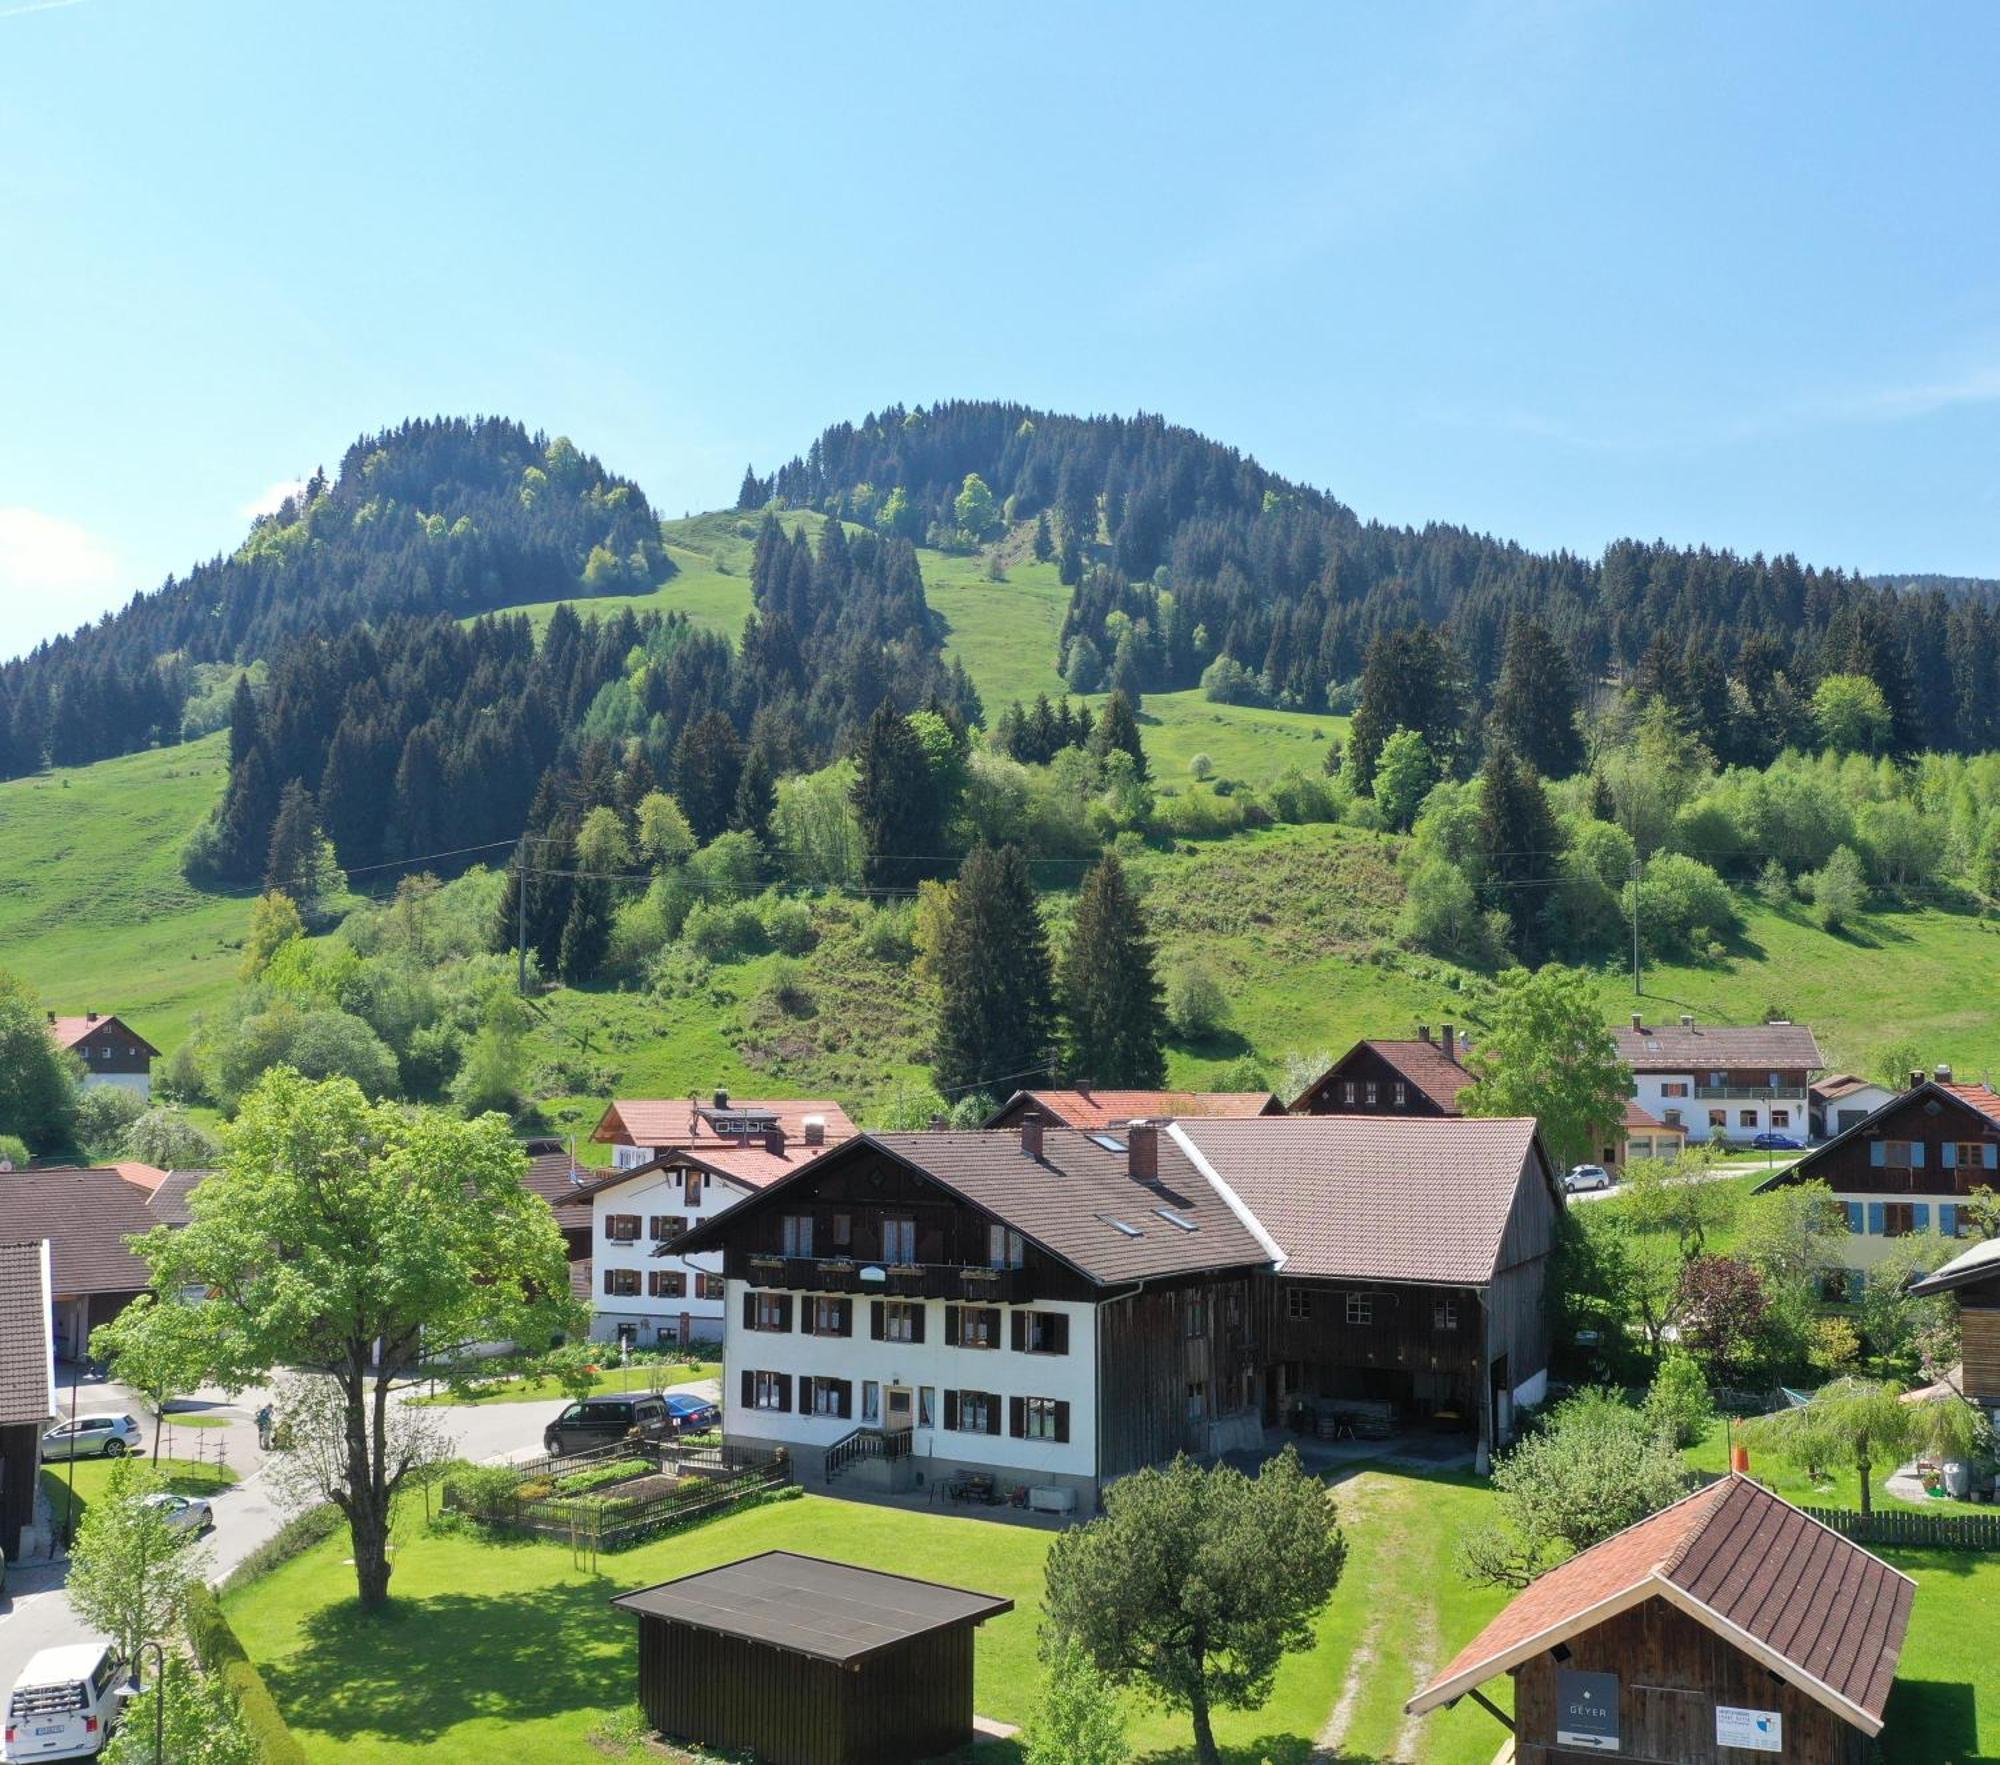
[734,1252,1029,1303]
[1691,1085,1807,1101]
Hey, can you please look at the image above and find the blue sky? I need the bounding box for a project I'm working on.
[2,0,1996,662]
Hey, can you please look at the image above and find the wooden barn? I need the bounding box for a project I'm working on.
[1407,1474,1914,1764]
[0,1239,57,1562]
[612,1551,1012,1765]
[1909,1234,2000,1409]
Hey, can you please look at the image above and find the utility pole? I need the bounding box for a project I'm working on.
[515,839,530,997]
[1628,860,1643,998]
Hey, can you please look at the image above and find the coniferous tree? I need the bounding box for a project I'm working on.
[674,712,744,844]
[731,743,777,844]
[1032,510,1054,563]
[1476,740,1566,965]
[558,876,612,983]
[1348,625,1467,793]
[263,780,321,899]
[1060,853,1166,1087]
[1491,620,1584,780]
[933,844,1054,1095]
[850,700,939,888]
[736,465,762,510]
[1090,689,1148,779]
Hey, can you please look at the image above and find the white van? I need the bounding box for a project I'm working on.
[3,1644,122,1761]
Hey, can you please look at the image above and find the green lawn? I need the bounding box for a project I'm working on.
[41,1454,239,1530]
[222,1462,1519,1765]
[1684,1419,1985,1518]
[1883,1548,2000,1763]
[409,1360,720,1408]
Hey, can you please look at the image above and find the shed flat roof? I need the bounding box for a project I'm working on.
[612,1550,1012,1664]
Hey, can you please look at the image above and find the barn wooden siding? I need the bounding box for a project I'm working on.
[636,1614,978,1765]
[1512,1597,1873,1765]
[1956,1271,2000,1404]
[1095,1273,1256,1479]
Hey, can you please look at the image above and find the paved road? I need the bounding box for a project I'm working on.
[0,1371,574,1692]
[1567,1154,1802,1204]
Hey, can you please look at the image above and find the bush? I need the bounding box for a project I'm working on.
[757,894,817,956]
[762,957,815,1016]
[856,902,915,962]
[682,899,767,962]
[0,1133,27,1168]
[1199,655,1263,705]
[1633,852,1738,957]
[1398,857,1506,967]
[1644,1350,1716,1448]
[1165,964,1230,1039]
[74,1084,148,1158]
[554,1457,653,1496]
[1806,844,1869,932]
[184,1582,311,1765]
[445,1462,530,1517]
[217,1503,343,1597]
[120,1105,222,1169]
[1187,752,1214,781]
[1266,767,1338,825]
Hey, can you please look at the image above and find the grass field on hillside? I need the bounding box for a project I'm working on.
[0,733,249,1050]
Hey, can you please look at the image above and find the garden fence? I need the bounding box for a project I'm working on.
[1800,1505,2000,1551]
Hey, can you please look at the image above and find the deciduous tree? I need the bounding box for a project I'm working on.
[0,965,78,1152]
[1742,1376,1974,1515]
[66,1461,208,1664]
[1463,965,1630,1173]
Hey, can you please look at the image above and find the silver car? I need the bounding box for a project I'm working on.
[40,1413,143,1460]
[140,1491,214,1534]
[1565,1163,1614,1193]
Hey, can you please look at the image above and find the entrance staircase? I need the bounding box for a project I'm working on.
[823,1426,918,1493]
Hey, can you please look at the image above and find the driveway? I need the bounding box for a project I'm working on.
[0,1372,586,1692]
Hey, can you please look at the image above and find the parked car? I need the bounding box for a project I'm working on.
[139,1491,213,1534]
[3,1642,123,1761]
[1564,1163,1614,1192]
[661,1393,720,1435]
[542,1394,673,1456]
[39,1416,142,1462]
[1751,1132,1802,1151]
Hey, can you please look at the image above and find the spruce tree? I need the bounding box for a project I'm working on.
[674,711,744,844]
[1061,853,1166,1087]
[1476,740,1566,965]
[933,844,1054,1095]
[850,700,938,887]
[263,780,321,900]
[1090,689,1148,779]
[1491,619,1585,780]
[1032,510,1054,563]
[558,877,612,983]
[731,744,777,844]
[1347,625,1467,793]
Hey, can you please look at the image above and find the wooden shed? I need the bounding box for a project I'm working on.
[1406,1475,1914,1764]
[612,1550,1013,1765]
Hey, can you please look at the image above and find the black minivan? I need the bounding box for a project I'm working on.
[542,1395,672,1456]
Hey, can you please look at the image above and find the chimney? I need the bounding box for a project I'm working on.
[1631,1011,1643,1032]
[713,1086,729,1110]
[1128,1121,1159,1183]
[1442,1024,1457,1065]
[802,1114,826,1147]
[1076,1077,1093,1099]
[1936,1064,1955,1084]
[1020,1113,1044,1161]
[1680,1013,1695,1029]
[1416,1024,1431,1044]
[929,1114,947,1132]
[1911,1069,1927,1091]
[86,1011,98,1023]
[763,1125,786,1157]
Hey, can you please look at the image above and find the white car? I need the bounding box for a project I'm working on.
[3,1643,123,1761]
[139,1491,213,1534]
[1565,1163,1614,1193]
[39,1416,142,1462]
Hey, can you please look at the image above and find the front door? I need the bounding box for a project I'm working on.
[884,1386,914,1434]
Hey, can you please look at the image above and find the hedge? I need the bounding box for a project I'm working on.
[185,1582,309,1765]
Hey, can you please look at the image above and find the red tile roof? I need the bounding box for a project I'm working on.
[1613,1019,1824,1070]
[989,1089,1283,1130]
[46,1014,160,1057]
[557,1139,833,1206]
[1170,1116,1548,1285]
[1621,1099,1682,1133]
[591,1098,856,1151]
[1934,1080,2000,1121]
[105,1161,168,1194]
[0,1167,158,1297]
[1409,1475,1914,1734]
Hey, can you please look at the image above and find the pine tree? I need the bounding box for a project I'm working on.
[1090,689,1148,779]
[1032,511,1054,564]
[1491,619,1585,780]
[263,779,320,899]
[218,743,279,882]
[850,700,939,888]
[1061,853,1166,1086]
[226,675,262,772]
[736,465,762,511]
[1348,625,1467,792]
[933,844,1055,1094]
[731,744,777,844]
[558,877,612,983]
[674,711,744,843]
[1476,740,1566,965]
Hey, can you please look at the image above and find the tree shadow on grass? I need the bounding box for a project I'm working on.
[264,1580,629,1746]
[1882,1680,1994,1764]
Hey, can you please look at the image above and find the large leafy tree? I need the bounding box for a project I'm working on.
[932,844,1055,1095]
[91,1295,215,1461]
[1463,964,1630,1173]
[1061,853,1166,1088]
[1043,1448,1344,1765]
[124,1070,579,1608]
[1741,1376,1975,1516]
[1491,619,1585,779]
[0,965,78,1152]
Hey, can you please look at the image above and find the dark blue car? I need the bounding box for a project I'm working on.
[663,1392,720,1434]
[1751,1132,1801,1151]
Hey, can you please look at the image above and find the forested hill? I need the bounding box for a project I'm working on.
[752,401,2000,758]
[0,417,668,774]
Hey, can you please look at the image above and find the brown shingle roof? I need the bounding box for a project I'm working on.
[591,1098,856,1150]
[988,1089,1283,1130]
[1613,1019,1824,1070]
[1409,1476,1913,1734]
[0,1167,157,1297]
[1291,1038,1476,1113]
[520,1149,595,1211]
[1170,1116,1547,1285]
[145,1169,211,1228]
[0,1240,56,1425]
[612,1551,1013,1664]
[676,1129,1273,1285]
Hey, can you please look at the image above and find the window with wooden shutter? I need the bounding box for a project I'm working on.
[1022,1397,1066,1442]
[1009,1396,1026,1438]
[945,1306,960,1347]
[740,1369,755,1408]
[649,1215,688,1243]
[1018,1310,1069,1354]
[870,1300,885,1341]
[605,1214,640,1242]
[944,1389,961,1430]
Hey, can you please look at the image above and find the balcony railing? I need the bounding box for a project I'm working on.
[1690,1085,1807,1101]
[738,1253,1028,1303]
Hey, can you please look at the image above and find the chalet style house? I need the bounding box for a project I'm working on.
[1910,1236,2000,1418]
[1408,1474,1913,1764]
[47,1011,159,1098]
[984,1087,1283,1130]
[591,1090,854,1172]
[674,1115,1558,1512]
[1613,1013,1823,1146]
[1757,1069,1996,1295]
[1812,1072,1899,1141]
[1290,1026,1474,1116]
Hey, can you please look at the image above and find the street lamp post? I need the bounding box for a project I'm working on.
[122,1638,166,1763]
[1628,861,1644,998]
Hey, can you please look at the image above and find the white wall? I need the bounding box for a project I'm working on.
[1825,1192,1972,1276]
[720,1279,1100,1482]
[79,1071,150,1099]
[1631,1074,1804,1145]
[587,1166,743,1345]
